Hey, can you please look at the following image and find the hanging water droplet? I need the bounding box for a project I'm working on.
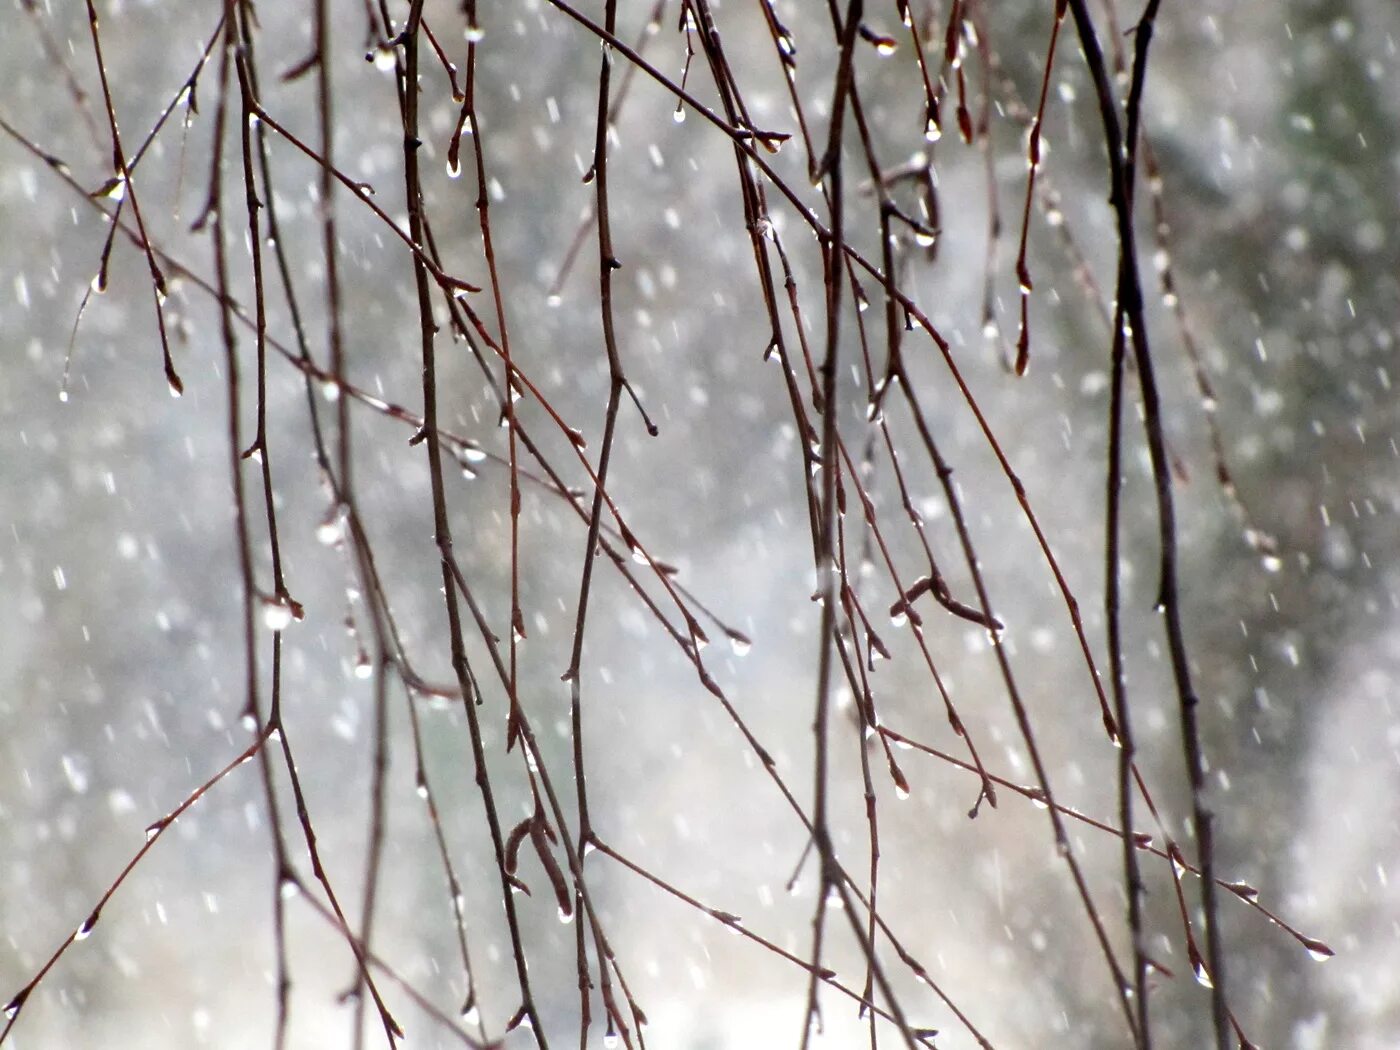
[91,270,108,294]
[372,46,397,71]
[729,632,752,656]
[463,23,485,43]
[673,104,686,124]
[144,819,166,842]
[924,116,942,143]
[353,651,374,679]
[263,598,294,631]
[168,375,184,398]
[603,1026,619,1049]
[1192,957,1214,988]
[460,999,480,1024]
[75,912,99,940]
[279,876,300,900]
[94,174,128,201]
[558,905,575,925]
[316,508,345,546]
[446,155,462,179]
[1302,937,1335,962]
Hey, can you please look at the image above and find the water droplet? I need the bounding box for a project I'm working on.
[1302,937,1335,962]
[729,632,752,656]
[263,599,295,632]
[460,999,480,1024]
[279,876,300,900]
[353,652,374,679]
[94,174,127,201]
[91,270,108,294]
[446,155,462,179]
[546,292,562,307]
[1192,957,1214,988]
[372,46,397,71]
[145,819,166,842]
[673,104,686,124]
[463,23,485,43]
[1224,880,1259,901]
[58,388,69,403]
[924,116,942,143]
[75,912,99,940]
[558,905,575,925]
[316,508,345,546]
[168,375,184,398]
[603,1027,619,1049]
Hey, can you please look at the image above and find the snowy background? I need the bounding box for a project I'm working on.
[3,1,1399,1048]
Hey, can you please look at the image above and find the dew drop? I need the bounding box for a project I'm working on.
[673,104,686,124]
[446,156,462,179]
[729,632,752,657]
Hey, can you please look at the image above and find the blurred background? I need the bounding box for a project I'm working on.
[2,1,1399,1047]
